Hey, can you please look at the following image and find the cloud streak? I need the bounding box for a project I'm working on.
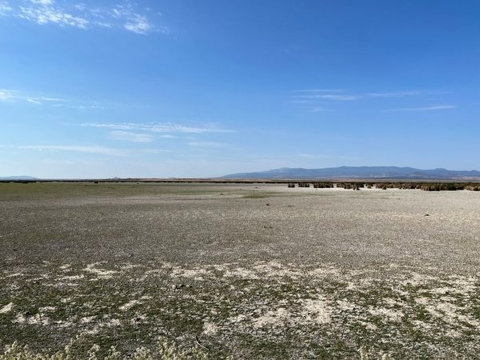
[291,88,455,113]
[1,144,172,158]
[1,89,65,104]
[0,89,16,101]
[308,107,335,113]
[367,90,449,98]
[296,94,360,101]
[0,144,128,156]
[82,122,233,134]
[108,130,154,143]
[0,89,112,109]
[379,105,456,112]
[188,141,226,148]
[0,1,12,15]
[0,0,166,35]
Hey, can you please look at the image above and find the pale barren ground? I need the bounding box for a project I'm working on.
[0,183,479,359]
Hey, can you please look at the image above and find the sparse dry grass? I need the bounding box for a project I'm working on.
[1,183,479,358]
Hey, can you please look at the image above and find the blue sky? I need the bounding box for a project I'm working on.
[1,0,480,178]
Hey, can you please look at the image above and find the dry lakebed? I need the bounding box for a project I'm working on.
[0,182,479,359]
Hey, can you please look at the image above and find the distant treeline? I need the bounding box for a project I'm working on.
[288,182,480,191]
[1,179,480,191]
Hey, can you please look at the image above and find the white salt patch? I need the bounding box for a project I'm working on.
[170,267,211,280]
[203,321,219,336]
[144,269,163,276]
[14,313,50,326]
[0,302,13,314]
[212,264,229,272]
[83,327,100,335]
[336,300,355,311]
[446,329,462,338]
[223,268,259,279]
[433,302,480,328]
[359,321,378,331]
[415,297,429,306]
[401,272,437,286]
[253,308,291,328]
[120,264,142,271]
[308,266,340,278]
[39,306,56,312]
[345,281,359,291]
[384,298,404,307]
[412,320,432,330]
[422,301,480,328]
[301,298,331,324]
[80,316,96,324]
[449,277,477,294]
[120,300,140,311]
[253,262,302,278]
[228,314,247,323]
[6,272,23,278]
[13,313,26,324]
[59,275,84,281]
[56,320,74,328]
[84,264,118,279]
[107,318,121,327]
[368,307,404,322]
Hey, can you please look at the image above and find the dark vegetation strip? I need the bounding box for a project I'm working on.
[2,179,480,191]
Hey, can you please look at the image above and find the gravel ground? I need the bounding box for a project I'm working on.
[0,183,479,358]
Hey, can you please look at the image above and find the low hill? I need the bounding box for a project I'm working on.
[222,166,480,180]
[0,176,38,180]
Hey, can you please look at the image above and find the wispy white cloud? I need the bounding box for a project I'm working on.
[291,89,357,112]
[0,0,12,15]
[188,141,226,148]
[367,90,449,98]
[0,145,128,156]
[124,14,152,34]
[82,122,233,134]
[1,89,65,104]
[293,89,345,93]
[291,88,454,113]
[309,94,360,101]
[53,103,111,110]
[26,98,42,105]
[308,107,335,113]
[1,144,172,157]
[19,0,89,29]
[108,130,154,143]
[293,89,359,101]
[0,89,16,101]
[0,88,111,109]
[295,89,447,99]
[137,148,171,154]
[0,0,166,35]
[379,105,456,112]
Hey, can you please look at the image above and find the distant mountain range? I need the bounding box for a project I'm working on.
[222,166,480,180]
[0,176,38,180]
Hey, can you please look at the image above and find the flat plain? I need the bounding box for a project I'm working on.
[0,182,479,359]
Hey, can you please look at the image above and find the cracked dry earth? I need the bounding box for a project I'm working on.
[0,183,479,359]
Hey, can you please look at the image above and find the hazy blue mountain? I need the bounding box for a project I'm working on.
[0,176,38,180]
[222,166,480,180]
